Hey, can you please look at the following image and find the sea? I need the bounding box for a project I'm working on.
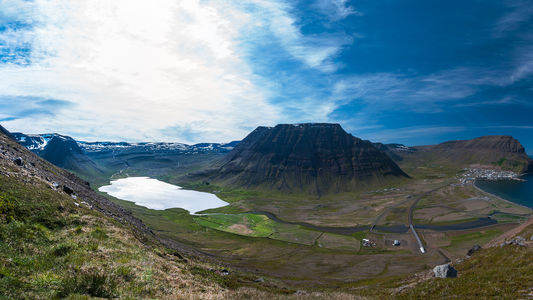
[475,173,533,209]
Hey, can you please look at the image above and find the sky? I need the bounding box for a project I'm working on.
[0,0,532,152]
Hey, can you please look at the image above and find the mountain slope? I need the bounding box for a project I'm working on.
[0,125,14,140]
[394,135,532,173]
[197,123,409,194]
[12,132,103,178]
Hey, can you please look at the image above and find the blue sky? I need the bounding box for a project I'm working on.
[0,0,532,152]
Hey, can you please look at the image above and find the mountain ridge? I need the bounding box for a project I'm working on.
[402,135,533,173]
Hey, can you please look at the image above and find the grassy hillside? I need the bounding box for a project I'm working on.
[397,221,533,299]
[0,176,217,298]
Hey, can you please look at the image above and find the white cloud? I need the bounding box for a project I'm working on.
[0,0,355,142]
[0,0,285,143]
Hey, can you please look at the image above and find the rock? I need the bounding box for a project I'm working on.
[512,236,526,246]
[501,236,526,247]
[254,277,265,283]
[52,182,59,189]
[13,157,23,166]
[467,244,481,256]
[63,185,74,195]
[220,269,230,276]
[530,235,533,241]
[433,264,457,278]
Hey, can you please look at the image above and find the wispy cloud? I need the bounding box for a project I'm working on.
[493,0,533,38]
[313,0,360,21]
[0,96,74,122]
[454,96,516,107]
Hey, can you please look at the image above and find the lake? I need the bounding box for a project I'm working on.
[475,173,533,209]
[99,177,228,214]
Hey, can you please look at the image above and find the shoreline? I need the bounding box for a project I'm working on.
[473,180,533,212]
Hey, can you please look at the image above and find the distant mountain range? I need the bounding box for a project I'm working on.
[11,132,239,155]
[11,132,240,182]
[8,125,533,192]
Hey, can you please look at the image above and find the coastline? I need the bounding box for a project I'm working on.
[473,181,533,212]
[474,179,533,247]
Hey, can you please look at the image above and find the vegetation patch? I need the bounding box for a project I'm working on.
[444,229,502,251]
[399,246,533,299]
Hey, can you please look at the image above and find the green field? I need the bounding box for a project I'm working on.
[444,229,502,251]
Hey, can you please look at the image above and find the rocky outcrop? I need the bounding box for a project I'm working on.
[198,123,409,195]
[433,264,457,278]
[467,244,481,256]
[500,236,526,247]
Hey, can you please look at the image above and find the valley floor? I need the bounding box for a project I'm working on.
[95,164,532,292]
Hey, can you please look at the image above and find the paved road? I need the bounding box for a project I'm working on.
[370,194,412,232]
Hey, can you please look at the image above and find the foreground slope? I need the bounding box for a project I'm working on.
[397,220,533,299]
[197,123,408,195]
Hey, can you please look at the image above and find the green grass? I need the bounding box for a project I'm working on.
[444,229,502,251]
[493,213,528,223]
[194,213,327,246]
[399,246,533,299]
[0,175,267,299]
[417,217,480,226]
[194,214,277,238]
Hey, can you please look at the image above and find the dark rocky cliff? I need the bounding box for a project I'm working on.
[202,123,408,194]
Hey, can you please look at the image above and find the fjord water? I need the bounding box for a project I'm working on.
[99,177,228,214]
[475,174,533,209]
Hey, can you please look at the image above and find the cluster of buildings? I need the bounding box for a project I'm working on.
[455,168,519,185]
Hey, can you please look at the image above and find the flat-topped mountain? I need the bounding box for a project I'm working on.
[199,123,409,194]
[394,135,532,173]
[428,135,526,153]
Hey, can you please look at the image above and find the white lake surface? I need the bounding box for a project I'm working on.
[98,177,228,214]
